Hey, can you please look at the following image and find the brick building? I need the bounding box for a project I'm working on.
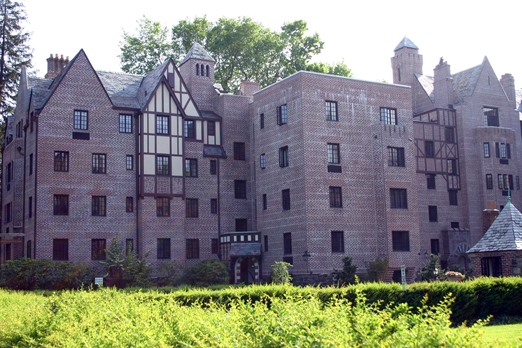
[1,38,520,282]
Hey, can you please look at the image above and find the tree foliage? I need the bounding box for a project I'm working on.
[0,0,32,117]
[335,256,357,285]
[270,261,293,284]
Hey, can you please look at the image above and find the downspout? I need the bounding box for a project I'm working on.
[33,112,39,258]
[21,120,27,254]
[217,157,221,252]
[134,112,141,257]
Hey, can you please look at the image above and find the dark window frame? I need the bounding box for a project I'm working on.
[184,120,195,138]
[331,231,344,253]
[392,231,410,252]
[260,153,266,169]
[445,127,455,143]
[91,196,107,216]
[380,107,397,125]
[233,142,246,160]
[156,155,170,175]
[329,186,343,208]
[156,197,170,217]
[483,142,490,158]
[207,121,216,136]
[53,239,69,261]
[54,151,69,172]
[235,218,248,231]
[388,147,405,167]
[156,115,169,135]
[210,198,218,214]
[427,174,436,190]
[260,113,265,129]
[283,233,292,255]
[74,110,88,130]
[157,238,171,259]
[428,205,438,222]
[210,159,217,175]
[262,194,267,210]
[186,239,200,259]
[277,104,288,125]
[390,188,408,209]
[449,190,458,206]
[282,189,291,210]
[483,107,499,127]
[325,101,338,121]
[486,174,493,189]
[53,195,69,215]
[119,114,132,133]
[92,153,107,174]
[186,198,199,218]
[126,155,133,170]
[425,141,435,158]
[126,197,134,212]
[91,239,107,260]
[234,180,247,199]
[328,143,340,164]
[185,158,198,177]
[279,146,289,167]
[211,239,219,254]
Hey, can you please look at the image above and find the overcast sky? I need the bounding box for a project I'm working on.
[22,0,522,87]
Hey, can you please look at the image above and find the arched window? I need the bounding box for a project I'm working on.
[206,65,209,77]
[196,64,199,75]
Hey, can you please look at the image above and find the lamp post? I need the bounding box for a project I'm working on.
[302,250,311,274]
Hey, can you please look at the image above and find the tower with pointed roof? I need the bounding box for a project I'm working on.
[391,37,423,87]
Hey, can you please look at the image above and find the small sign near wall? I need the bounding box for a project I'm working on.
[94,277,103,286]
[401,265,406,291]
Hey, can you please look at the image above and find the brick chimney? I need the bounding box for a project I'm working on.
[482,200,499,235]
[433,58,454,109]
[45,54,70,79]
[240,80,260,100]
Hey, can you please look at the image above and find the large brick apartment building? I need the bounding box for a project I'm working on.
[1,38,520,282]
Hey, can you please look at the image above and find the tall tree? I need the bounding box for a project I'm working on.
[0,0,31,117]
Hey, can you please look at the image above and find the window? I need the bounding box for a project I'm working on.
[29,154,33,175]
[53,195,69,215]
[331,231,344,253]
[196,63,199,75]
[5,162,11,191]
[184,120,195,138]
[157,238,171,259]
[390,188,407,209]
[126,155,133,170]
[264,235,268,252]
[92,154,107,174]
[447,159,456,174]
[207,121,215,136]
[26,240,31,258]
[496,142,511,159]
[185,158,198,177]
[186,239,199,259]
[283,233,292,255]
[234,180,247,199]
[426,174,436,190]
[53,239,69,261]
[449,190,458,206]
[483,143,490,158]
[328,143,340,164]
[430,239,440,255]
[92,196,106,216]
[157,155,170,175]
[428,206,438,222]
[186,198,199,217]
[380,107,397,125]
[234,142,246,160]
[156,115,169,134]
[279,146,289,167]
[260,154,266,169]
[445,127,455,143]
[211,239,219,254]
[210,159,217,175]
[211,198,217,214]
[425,141,434,158]
[277,104,287,125]
[325,101,338,121]
[486,174,493,189]
[126,197,133,212]
[260,113,264,129]
[481,257,502,276]
[126,239,134,254]
[235,218,248,231]
[4,203,11,223]
[28,196,32,218]
[392,231,410,251]
[91,239,106,260]
[119,114,132,133]
[388,147,405,167]
[451,222,460,229]
[483,107,499,127]
[498,174,504,189]
[282,189,291,210]
[156,197,170,217]
[74,110,88,130]
[54,151,69,172]
[262,194,267,210]
[329,186,343,208]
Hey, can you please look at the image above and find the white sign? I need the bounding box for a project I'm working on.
[94,277,104,285]
[401,265,406,291]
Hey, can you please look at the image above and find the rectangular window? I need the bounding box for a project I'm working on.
[283,233,292,255]
[260,154,266,169]
[54,151,69,172]
[28,196,32,218]
[185,158,198,177]
[74,110,88,130]
[388,147,405,167]
[483,143,490,158]
[92,196,106,216]
[210,198,217,214]
[427,174,436,190]
[264,235,268,252]
[53,195,69,215]
[157,238,171,259]
[186,198,199,218]
[234,180,247,199]
[5,162,11,191]
[207,121,215,136]
[390,188,408,209]
[392,231,410,251]
[210,159,217,175]
[500,143,507,159]
[329,186,343,208]
[186,239,200,259]
[425,141,434,158]
[262,194,267,210]
[481,257,502,276]
[380,107,397,125]
[483,107,499,127]
[91,239,106,260]
[92,154,107,174]
[157,155,170,175]
[325,101,338,121]
[451,222,460,229]
[495,142,500,158]
[486,174,493,189]
[447,159,456,174]
[428,205,438,222]
[119,114,132,133]
[508,174,514,190]
[156,115,169,134]
[29,154,33,175]
[282,189,291,210]
[184,120,195,138]
[126,155,133,170]
[260,113,264,129]
[53,239,69,261]
[235,218,248,231]
[328,143,340,164]
[445,127,455,143]
[26,240,31,258]
[498,174,504,189]
[449,190,458,206]
[233,142,246,160]
[126,197,134,212]
[4,203,11,223]
[331,231,344,253]
[211,239,219,254]
[279,146,289,167]
[430,239,440,255]
[277,104,288,125]
[156,197,170,217]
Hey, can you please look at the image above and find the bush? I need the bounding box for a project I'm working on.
[335,256,357,285]
[181,260,229,287]
[270,261,292,284]
[364,256,388,282]
[153,260,184,286]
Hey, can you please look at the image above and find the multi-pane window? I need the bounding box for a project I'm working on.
[262,194,267,210]
[331,231,344,253]
[210,198,218,214]
[157,238,171,259]
[207,121,215,136]
[283,233,292,255]
[234,180,247,199]
[126,155,133,170]
[156,115,169,134]
[92,196,106,216]
[325,101,338,121]
[328,143,340,164]
[126,197,134,212]
[210,159,217,175]
[277,104,288,125]
[498,174,504,189]
[447,159,456,174]
[53,195,69,215]
[483,107,499,127]
[392,231,410,251]
[260,154,266,169]
[279,146,289,167]
[445,127,455,143]
[91,239,106,260]
[185,158,198,177]
[428,205,438,222]
[53,239,69,261]
[235,218,248,231]
[380,107,397,125]
[211,238,219,254]
[282,189,291,210]
[388,147,405,167]
[186,198,199,217]
[234,142,246,160]
[498,174,514,190]
[483,143,490,158]
[481,257,502,276]
[92,154,107,174]
[54,151,69,172]
[260,113,265,129]
[390,188,407,209]
[425,141,434,157]
[426,174,436,190]
[74,110,88,130]
[329,186,343,208]
[430,239,440,255]
[449,190,458,206]
[157,155,170,175]
[486,174,493,189]
[184,120,195,138]
[119,114,132,133]
[496,142,511,159]
[186,239,199,259]
[156,197,170,217]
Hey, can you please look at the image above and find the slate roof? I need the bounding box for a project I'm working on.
[516,88,522,112]
[415,73,434,102]
[179,42,214,66]
[97,71,143,109]
[394,37,419,51]
[467,198,522,253]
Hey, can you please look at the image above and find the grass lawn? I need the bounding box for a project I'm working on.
[482,323,522,347]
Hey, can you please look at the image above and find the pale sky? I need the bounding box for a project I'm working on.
[22,0,522,87]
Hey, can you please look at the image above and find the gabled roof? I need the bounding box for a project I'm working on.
[451,62,483,104]
[179,42,214,66]
[394,37,419,51]
[467,198,522,253]
[415,73,434,102]
[135,59,171,110]
[97,71,143,109]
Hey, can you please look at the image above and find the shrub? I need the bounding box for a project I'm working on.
[335,256,357,285]
[418,254,442,281]
[365,256,388,282]
[153,260,184,286]
[270,261,292,284]
[181,260,229,287]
